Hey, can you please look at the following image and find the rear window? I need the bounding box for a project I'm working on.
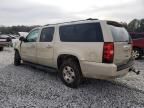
[59,23,104,42]
[109,25,130,42]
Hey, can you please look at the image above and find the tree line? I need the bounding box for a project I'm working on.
[120,19,144,32]
[0,25,40,35]
[127,19,144,32]
[0,19,144,35]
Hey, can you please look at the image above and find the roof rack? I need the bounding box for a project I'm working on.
[44,18,99,26]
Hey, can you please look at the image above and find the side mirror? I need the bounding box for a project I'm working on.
[19,36,26,42]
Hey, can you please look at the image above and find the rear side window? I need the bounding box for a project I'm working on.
[59,23,103,42]
[130,33,144,39]
[109,25,130,42]
[40,27,54,42]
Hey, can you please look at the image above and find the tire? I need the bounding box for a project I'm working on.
[132,48,142,60]
[0,47,4,51]
[14,50,21,66]
[59,58,82,88]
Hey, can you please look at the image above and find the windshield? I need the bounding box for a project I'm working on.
[109,25,130,42]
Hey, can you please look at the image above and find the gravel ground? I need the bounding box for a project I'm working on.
[0,48,144,108]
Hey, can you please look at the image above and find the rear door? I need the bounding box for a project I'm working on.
[108,24,132,65]
[37,27,54,67]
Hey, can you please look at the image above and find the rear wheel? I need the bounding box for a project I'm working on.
[14,50,21,66]
[59,58,82,88]
[132,48,142,60]
[0,47,3,51]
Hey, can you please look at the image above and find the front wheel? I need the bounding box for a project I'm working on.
[59,59,82,88]
[14,50,21,66]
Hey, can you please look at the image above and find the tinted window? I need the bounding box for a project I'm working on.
[109,25,130,42]
[130,33,144,39]
[26,29,40,42]
[40,27,54,42]
[59,23,103,42]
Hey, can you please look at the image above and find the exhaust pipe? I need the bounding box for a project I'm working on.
[129,67,140,75]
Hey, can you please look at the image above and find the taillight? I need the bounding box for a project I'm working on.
[103,42,114,63]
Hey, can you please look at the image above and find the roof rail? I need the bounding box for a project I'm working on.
[44,18,99,26]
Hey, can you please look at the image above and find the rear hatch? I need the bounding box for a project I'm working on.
[108,22,132,66]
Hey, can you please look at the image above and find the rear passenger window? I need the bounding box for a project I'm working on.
[59,23,103,42]
[40,27,54,42]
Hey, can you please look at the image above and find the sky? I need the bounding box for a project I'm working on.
[0,0,144,26]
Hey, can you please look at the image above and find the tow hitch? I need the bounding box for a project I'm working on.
[129,67,140,75]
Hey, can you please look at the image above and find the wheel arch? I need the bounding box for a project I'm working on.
[57,53,84,81]
[57,54,81,69]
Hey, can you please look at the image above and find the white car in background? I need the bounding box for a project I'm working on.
[18,32,28,37]
[12,32,28,48]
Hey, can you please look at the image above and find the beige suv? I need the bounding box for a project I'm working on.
[14,19,134,88]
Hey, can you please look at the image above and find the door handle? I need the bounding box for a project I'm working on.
[46,44,53,48]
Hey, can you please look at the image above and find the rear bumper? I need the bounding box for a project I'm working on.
[117,59,134,71]
[80,60,134,79]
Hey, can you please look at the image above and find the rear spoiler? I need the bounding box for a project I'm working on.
[107,21,123,27]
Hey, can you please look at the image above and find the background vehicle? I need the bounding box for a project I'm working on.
[129,32,144,59]
[14,19,134,88]
[0,35,12,51]
[7,35,19,47]
[11,32,28,48]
